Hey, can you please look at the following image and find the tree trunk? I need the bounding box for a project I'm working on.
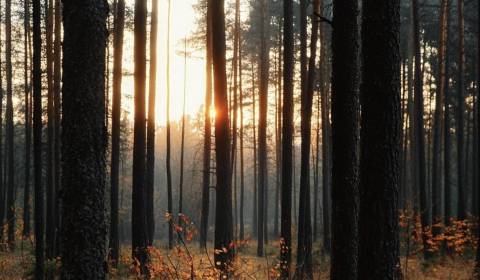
[45,0,56,259]
[5,0,15,251]
[211,0,234,273]
[146,0,158,246]
[412,0,431,259]
[238,5,245,241]
[32,0,44,277]
[432,0,448,239]
[297,0,320,277]
[456,0,466,220]
[166,0,174,250]
[131,0,148,271]
[200,0,212,249]
[178,37,187,238]
[330,0,359,277]
[53,0,61,255]
[23,0,31,238]
[109,0,125,265]
[358,0,402,278]
[274,28,282,239]
[280,0,294,277]
[475,0,480,274]
[443,1,452,229]
[61,0,109,278]
[257,0,269,256]
[252,63,258,238]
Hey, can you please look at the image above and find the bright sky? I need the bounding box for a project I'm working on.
[123,0,206,125]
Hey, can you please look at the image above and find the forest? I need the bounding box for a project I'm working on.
[0,0,479,279]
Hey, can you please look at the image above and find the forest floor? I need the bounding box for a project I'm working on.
[0,240,476,279]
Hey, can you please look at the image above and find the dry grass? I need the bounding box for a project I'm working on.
[0,240,477,279]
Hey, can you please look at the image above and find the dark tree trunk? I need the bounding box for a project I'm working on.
[238,3,245,240]
[252,64,258,238]
[146,0,157,246]
[45,0,55,259]
[444,1,452,229]
[109,0,125,266]
[412,0,431,259]
[432,0,448,238]
[475,0,480,274]
[280,0,294,277]
[200,0,212,249]
[211,0,234,274]
[131,0,148,271]
[60,0,109,278]
[456,0,466,220]
[321,44,331,255]
[257,0,269,257]
[296,0,320,278]
[32,0,44,277]
[23,0,31,238]
[0,0,4,244]
[5,0,15,251]
[358,0,402,278]
[178,37,187,238]
[53,0,61,255]
[166,0,174,250]
[274,28,282,239]
[330,0,359,278]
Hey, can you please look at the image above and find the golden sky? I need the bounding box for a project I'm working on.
[122,0,206,126]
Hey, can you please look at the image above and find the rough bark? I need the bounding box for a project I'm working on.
[280,0,294,277]
[60,0,109,278]
[330,0,359,277]
[109,0,125,266]
[358,0,402,278]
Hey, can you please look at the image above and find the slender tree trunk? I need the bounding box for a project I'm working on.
[330,0,359,277]
[109,0,125,266]
[5,0,15,251]
[321,40,331,254]
[475,0,480,274]
[412,0,431,259]
[280,0,294,277]
[257,0,269,256]
[200,0,212,249]
[211,0,234,273]
[166,0,174,250]
[61,0,109,278]
[0,0,4,244]
[32,0,44,277]
[45,0,55,259]
[358,0,402,278]
[274,28,282,239]
[432,0,448,239]
[238,6,245,241]
[178,37,187,238]
[456,0,466,220]
[23,0,31,238]
[297,0,320,277]
[444,1,452,229]
[53,0,61,255]
[252,64,258,238]
[146,0,158,246]
[131,0,148,271]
